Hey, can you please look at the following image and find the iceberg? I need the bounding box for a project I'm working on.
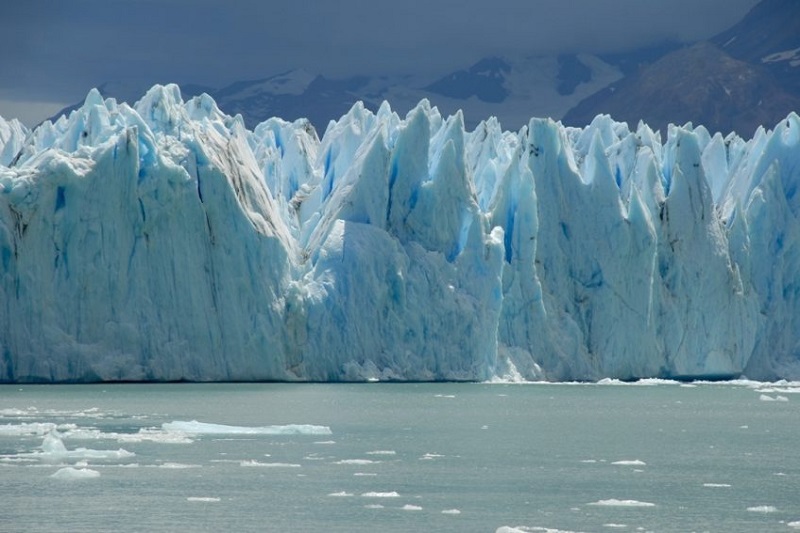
[0,85,798,382]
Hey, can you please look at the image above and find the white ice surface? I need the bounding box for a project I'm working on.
[746,505,777,513]
[3,86,800,383]
[50,466,100,480]
[588,499,656,508]
[161,421,331,435]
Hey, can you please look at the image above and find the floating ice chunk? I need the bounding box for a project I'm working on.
[187,497,220,502]
[240,460,301,468]
[36,432,135,462]
[364,504,384,509]
[603,525,628,529]
[589,499,656,507]
[156,462,201,469]
[757,385,800,394]
[441,509,461,515]
[0,422,57,436]
[361,492,400,498]
[703,483,731,488]
[611,460,646,466]
[162,420,332,435]
[759,394,789,402]
[314,441,336,445]
[334,459,378,465]
[50,467,100,480]
[354,472,377,477]
[402,504,423,511]
[495,526,575,533]
[420,453,444,460]
[747,505,777,513]
[788,521,800,529]
[64,426,194,444]
[366,450,396,455]
[328,491,354,497]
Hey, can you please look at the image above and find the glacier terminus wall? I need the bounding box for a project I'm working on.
[1,85,799,383]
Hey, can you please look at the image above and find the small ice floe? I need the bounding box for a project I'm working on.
[156,462,201,469]
[441,509,461,515]
[361,492,400,498]
[57,426,193,444]
[747,505,777,513]
[434,394,456,399]
[496,527,576,533]
[759,394,789,402]
[419,453,444,460]
[580,459,598,464]
[0,422,59,436]
[787,520,800,529]
[703,483,731,488]
[364,504,384,509]
[366,450,396,456]
[314,441,336,445]
[162,420,332,435]
[187,497,220,502]
[239,460,300,468]
[611,460,646,466]
[31,432,135,463]
[50,467,100,480]
[756,384,800,395]
[402,504,423,511]
[334,459,378,465]
[589,499,655,508]
[327,491,354,497]
[603,524,628,529]
[354,472,377,477]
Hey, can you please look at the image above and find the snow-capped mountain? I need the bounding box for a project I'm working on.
[562,41,800,137]
[564,0,800,136]
[1,86,799,383]
[712,0,800,92]
[199,54,622,133]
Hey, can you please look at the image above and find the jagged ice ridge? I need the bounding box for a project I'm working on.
[1,85,799,382]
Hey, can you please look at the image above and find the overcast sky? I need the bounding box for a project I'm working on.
[1,0,759,126]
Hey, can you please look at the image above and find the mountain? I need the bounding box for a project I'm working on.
[44,54,621,134]
[417,54,622,129]
[562,41,800,136]
[712,0,800,92]
[210,70,373,131]
[564,0,800,135]
[1,86,799,383]
[204,55,623,132]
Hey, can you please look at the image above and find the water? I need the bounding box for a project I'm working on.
[1,381,798,532]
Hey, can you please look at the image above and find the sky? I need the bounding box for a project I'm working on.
[1,0,760,126]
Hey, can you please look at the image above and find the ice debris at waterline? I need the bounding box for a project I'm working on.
[1,84,800,383]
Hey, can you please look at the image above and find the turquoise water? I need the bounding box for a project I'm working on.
[1,381,798,532]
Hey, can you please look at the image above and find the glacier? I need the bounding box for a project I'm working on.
[0,84,799,383]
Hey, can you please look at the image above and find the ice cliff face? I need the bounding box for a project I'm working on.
[0,85,798,382]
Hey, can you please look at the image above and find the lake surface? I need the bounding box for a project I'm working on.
[1,381,798,532]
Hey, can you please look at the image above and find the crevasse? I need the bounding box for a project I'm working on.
[0,85,798,383]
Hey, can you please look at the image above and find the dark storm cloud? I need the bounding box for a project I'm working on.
[0,0,759,107]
